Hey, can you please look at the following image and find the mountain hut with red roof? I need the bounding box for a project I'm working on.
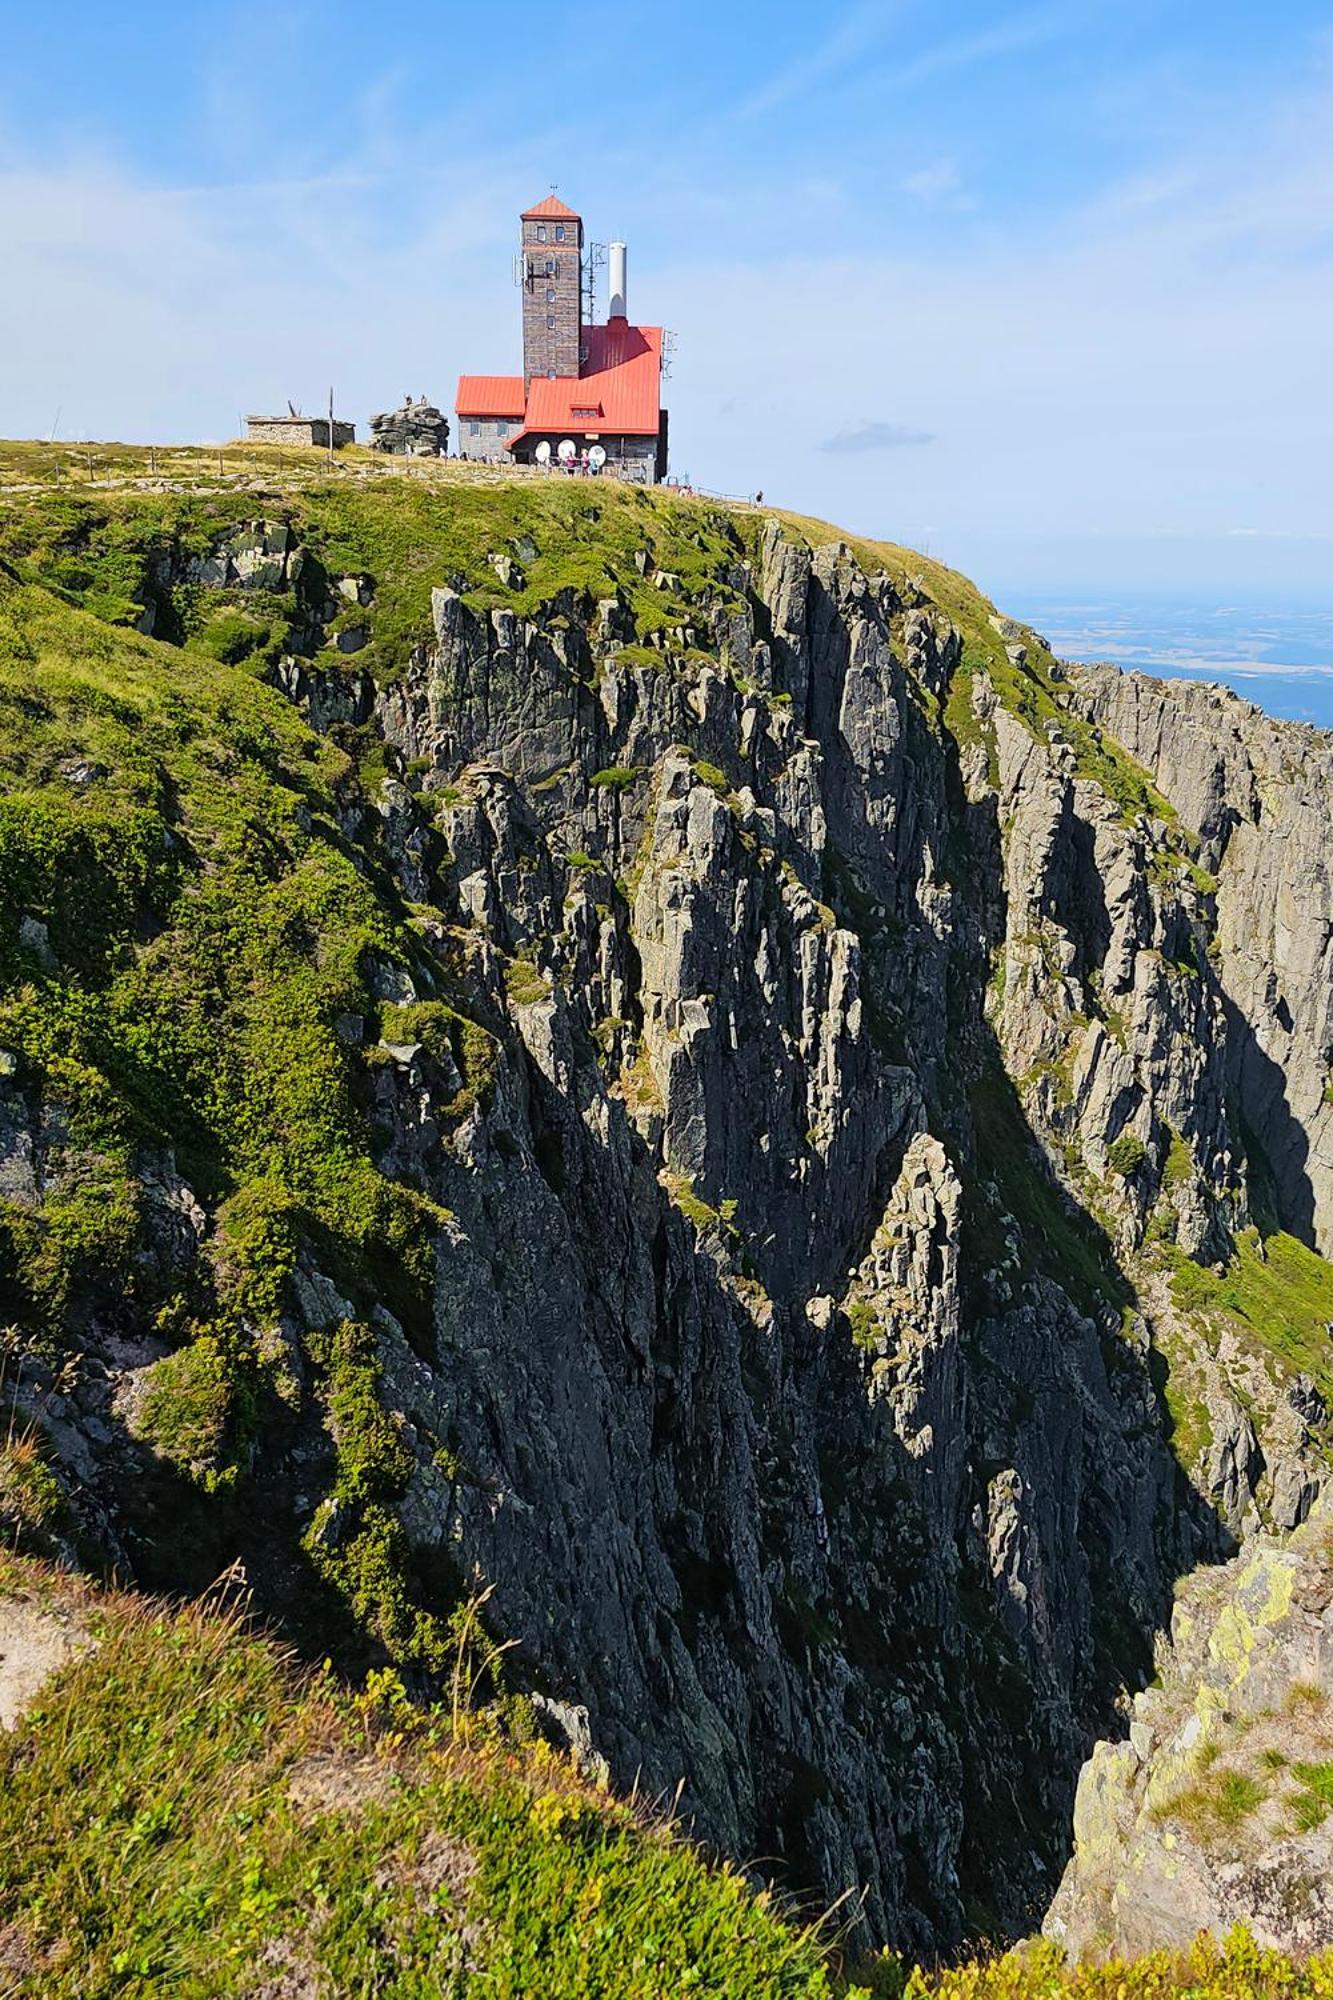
[455,195,669,483]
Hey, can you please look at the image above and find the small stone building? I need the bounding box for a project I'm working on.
[245,415,355,449]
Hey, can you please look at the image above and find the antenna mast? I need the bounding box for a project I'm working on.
[582,241,606,324]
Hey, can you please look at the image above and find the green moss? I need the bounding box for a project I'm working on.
[846,1297,881,1352]
[0,1434,66,1541]
[192,609,276,665]
[1161,1371,1214,1470]
[1169,1228,1333,1396]
[967,1064,1127,1318]
[0,562,460,1665]
[588,765,643,791]
[620,1047,664,1114]
[1106,1133,1148,1180]
[661,1170,735,1237]
[134,1337,234,1483]
[1161,1126,1195,1188]
[503,953,550,1006]
[692,760,731,795]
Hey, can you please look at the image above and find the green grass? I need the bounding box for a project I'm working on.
[1290,1760,1333,1831]
[1159,1370,1215,1470]
[1161,1126,1195,1189]
[0,1433,66,1543]
[1154,1764,1267,1841]
[966,1064,1127,1318]
[891,1930,1333,1998]
[133,1337,234,1483]
[661,1170,734,1237]
[0,471,753,686]
[1168,1228,1333,1395]
[0,1555,849,1998]
[503,953,551,1006]
[0,563,460,1664]
[587,764,643,790]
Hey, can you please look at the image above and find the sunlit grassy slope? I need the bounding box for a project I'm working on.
[3,1555,1332,1999]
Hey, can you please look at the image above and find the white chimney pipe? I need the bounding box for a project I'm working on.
[609,241,628,320]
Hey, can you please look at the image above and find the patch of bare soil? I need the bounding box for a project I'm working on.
[0,1596,93,1731]
[286,1751,396,1818]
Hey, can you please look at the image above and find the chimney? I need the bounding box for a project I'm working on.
[609,241,628,320]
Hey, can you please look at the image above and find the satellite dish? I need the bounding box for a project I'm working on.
[535,441,551,464]
[557,438,576,462]
[588,445,607,469]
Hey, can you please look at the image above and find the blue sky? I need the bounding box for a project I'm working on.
[3,0,1333,606]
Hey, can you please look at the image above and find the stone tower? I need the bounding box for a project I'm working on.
[520,195,583,391]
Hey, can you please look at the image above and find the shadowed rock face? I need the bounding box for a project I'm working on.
[8,496,1333,1956]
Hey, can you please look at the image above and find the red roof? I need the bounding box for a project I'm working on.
[455,374,526,418]
[506,323,663,448]
[521,194,581,221]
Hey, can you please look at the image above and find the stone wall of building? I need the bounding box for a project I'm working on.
[245,418,355,449]
[458,418,516,463]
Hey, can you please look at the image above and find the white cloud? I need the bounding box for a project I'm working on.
[734,0,910,120]
[821,421,935,453]
[855,3,1082,95]
[899,159,971,207]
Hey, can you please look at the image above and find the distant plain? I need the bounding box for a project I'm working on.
[1015,597,1333,730]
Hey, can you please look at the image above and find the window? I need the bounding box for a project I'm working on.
[536,223,547,242]
[468,419,480,435]
[546,315,555,328]
[546,288,556,302]
[555,223,566,241]
[572,407,598,420]
[495,419,510,434]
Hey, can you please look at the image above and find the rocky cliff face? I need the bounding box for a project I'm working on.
[1045,1496,1333,1959]
[3,476,1333,1955]
[1070,665,1333,1261]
